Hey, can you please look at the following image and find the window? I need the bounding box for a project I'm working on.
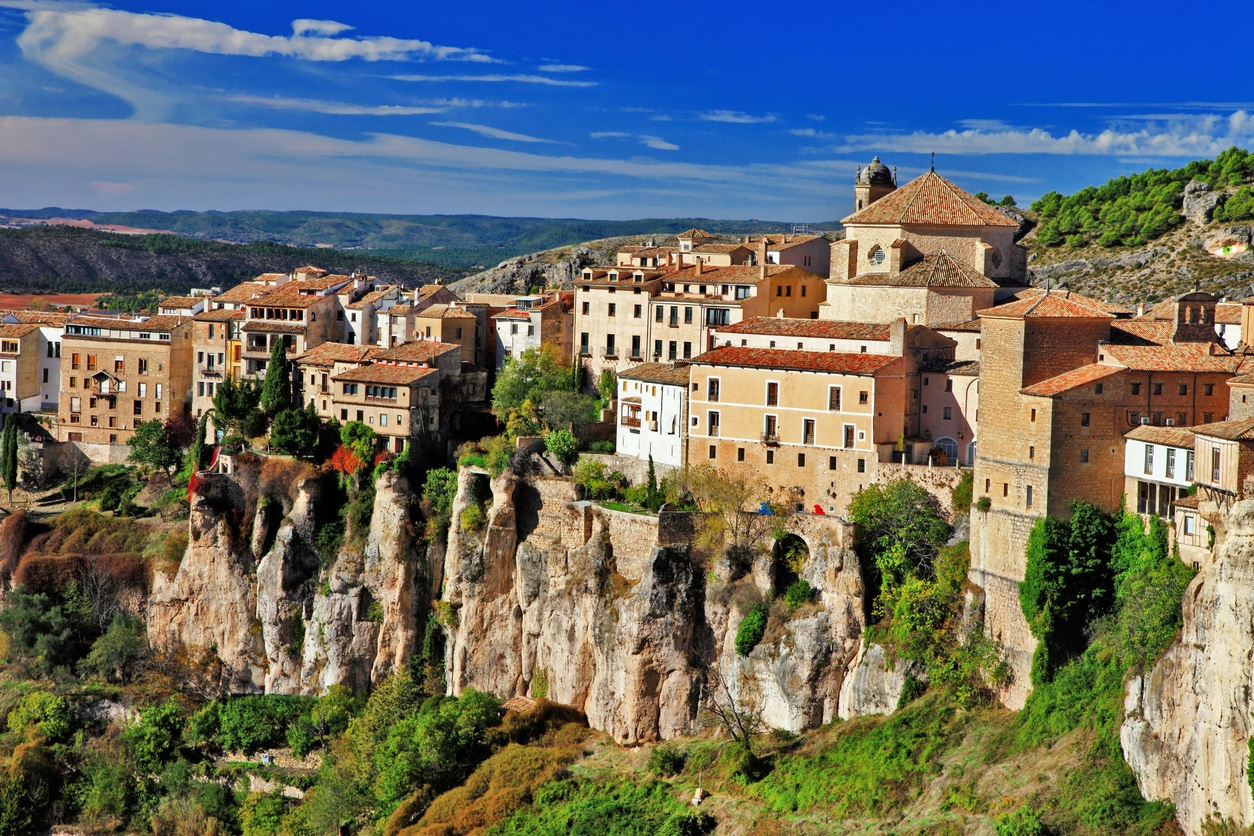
[985,478,990,493]
[655,307,663,322]
[708,378,720,402]
[1186,451,1195,480]
[608,303,616,317]
[1179,383,1188,396]
[684,307,693,324]
[1030,408,1036,422]
[668,341,677,360]
[1153,383,1163,395]
[708,411,720,437]
[634,304,642,318]
[1003,483,1009,497]
[197,382,204,396]
[859,390,869,405]
[42,369,48,383]
[844,424,855,448]
[1131,382,1141,395]
[1205,413,1213,423]
[71,353,79,370]
[709,444,717,459]
[945,379,953,392]
[155,384,162,401]
[828,386,841,411]
[133,400,142,416]
[1026,486,1034,508]
[1212,448,1221,482]
[1178,412,1188,426]
[857,458,866,473]
[654,339,662,358]
[1144,444,1154,475]
[669,306,678,326]
[581,301,589,315]
[829,456,837,470]
[683,342,692,359]
[766,382,778,406]
[631,335,641,358]
[69,377,76,388]
[138,358,148,375]
[1095,383,1103,394]
[1184,515,1195,536]
[1080,449,1089,463]
[943,406,953,420]
[1029,445,1035,459]
[764,414,777,440]
[802,419,815,445]
[580,333,589,355]
[1166,448,1177,478]
[797,453,806,467]
[766,450,774,464]
[380,414,388,427]
[706,308,730,326]
[737,447,745,462]
[138,382,147,398]
[1205,383,1214,396]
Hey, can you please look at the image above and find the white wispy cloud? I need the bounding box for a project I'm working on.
[699,110,776,124]
[589,131,629,139]
[806,114,825,122]
[393,73,596,88]
[430,121,558,143]
[538,63,588,73]
[15,7,495,64]
[790,128,834,139]
[640,135,679,151]
[956,118,1016,131]
[219,94,446,116]
[836,111,1254,156]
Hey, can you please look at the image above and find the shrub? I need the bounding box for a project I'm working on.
[995,806,1050,836]
[951,471,973,514]
[975,496,991,512]
[784,579,815,611]
[315,522,343,567]
[460,503,485,535]
[735,602,769,656]
[589,440,615,454]
[543,429,579,465]
[366,601,384,623]
[7,690,71,741]
[648,742,687,776]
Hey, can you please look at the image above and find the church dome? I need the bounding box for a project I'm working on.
[859,156,894,185]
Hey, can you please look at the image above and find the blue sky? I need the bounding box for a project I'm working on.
[0,0,1252,220]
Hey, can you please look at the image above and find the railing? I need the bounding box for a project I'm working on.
[602,348,618,358]
[762,432,779,445]
[200,366,222,377]
[621,415,641,428]
[803,434,815,445]
[364,395,397,404]
[709,425,720,437]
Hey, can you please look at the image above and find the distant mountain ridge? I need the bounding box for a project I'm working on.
[0,208,841,271]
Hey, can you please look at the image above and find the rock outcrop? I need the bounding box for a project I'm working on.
[1121,497,1254,834]
[453,247,598,295]
[443,472,866,741]
[1184,180,1228,225]
[837,642,915,719]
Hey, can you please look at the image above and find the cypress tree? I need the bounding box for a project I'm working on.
[260,339,293,417]
[2,415,18,504]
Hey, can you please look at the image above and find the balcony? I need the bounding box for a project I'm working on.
[602,348,618,359]
[762,432,780,445]
[364,395,397,404]
[199,366,223,378]
[621,415,641,428]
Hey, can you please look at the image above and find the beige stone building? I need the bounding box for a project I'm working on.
[0,324,42,414]
[493,293,572,369]
[574,267,666,381]
[329,362,441,454]
[414,303,483,368]
[241,281,342,378]
[58,314,194,447]
[1,310,68,413]
[190,308,244,421]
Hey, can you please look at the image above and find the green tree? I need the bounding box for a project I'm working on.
[492,345,571,432]
[269,405,322,457]
[260,338,293,417]
[339,421,377,466]
[82,612,149,683]
[190,409,211,471]
[421,467,458,536]
[127,418,184,478]
[542,428,579,465]
[213,375,266,439]
[645,454,660,511]
[0,587,71,673]
[7,691,72,742]
[847,479,950,587]
[1,415,17,504]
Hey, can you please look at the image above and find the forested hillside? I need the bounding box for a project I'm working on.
[0,226,469,295]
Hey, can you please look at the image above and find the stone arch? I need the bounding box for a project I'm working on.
[933,436,959,465]
[772,532,810,593]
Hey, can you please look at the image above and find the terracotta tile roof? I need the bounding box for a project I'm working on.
[622,246,676,258]
[417,283,452,299]
[417,304,477,319]
[254,272,288,282]
[717,317,890,341]
[926,359,981,376]
[0,323,40,338]
[1,310,71,325]
[692,243,751,254]
[692,346,901,375]
[296,274,355,291]
[619,362,692,385]
[193,308,245,322]
[1020,363,1125,397]
[332,363,438,386]
[65,314,190,333]
[1227,374,1254,387]
[369,341,460,364]
[293,342,374,367]
[346,286,397,310]
[932,318,982,332]
[1175,493,1201,509]
[492,310,533,320]
[250,284,334,308]
[1192,415,1254,441]
[1013,287,1129,315]
[241,320,307,334]
[1100,343,1243,373]
[841,171,1019,227]
[678,228,711,239]
[1110,319,1173,346]
[158,295,201,309]
[980,291,1115,320]
[1217,303,1243,325]
[1125,424,1197,448]
[215,281,271,303]
[754,234,825,251]
[848,251,998,289]
[665,263,796,284]
[577,269,666,286]
[293,265,327,275]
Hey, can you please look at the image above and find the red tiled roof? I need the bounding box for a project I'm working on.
[1110,319,1173,346]
[692,243,751,254]
[1217,303,1242,325]
[1100,343,1243,374]
[841,171,1019,227]
[493,310,533,320]
[1175,493,1201,509]
[250,284,334,309]
[293,342,374,367]
[67,314,189,331]
[0,323,40,338]
[1124,425,1197,448]
[678,228,711,239]
[215,281,272,303]
[241,321,307,334]
[346,286,397,310]
[1192,415,1254,441]
[1020,364,1125,397]
[932,318,982,332]
[417,304,477,319]
[1227,374,1254,387]
[691,346,901,375]
[158,295,202,309]
[0,310,72,325]
[664,263,799,284]
[369,341,460,364]
[332,363,438,386]
[417,283,453,299]
[618,362,691,385]
[717,317,891,341]
[1013,287,1129,315]
[980,291,1115,320]
[193,308,245,322]
[847,250,998,289]
[753,234,825,251]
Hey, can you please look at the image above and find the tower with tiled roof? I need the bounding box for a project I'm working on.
[854,156,896,212]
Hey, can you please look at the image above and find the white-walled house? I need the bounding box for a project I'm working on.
[616,362,690,469]
[1123,424,1196,517]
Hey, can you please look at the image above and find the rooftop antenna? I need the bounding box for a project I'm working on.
[930,151,935,172]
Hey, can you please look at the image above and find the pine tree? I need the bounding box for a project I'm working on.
[260,339,293,417]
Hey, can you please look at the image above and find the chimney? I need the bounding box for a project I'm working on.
[758,238,769,267]
[694,258,703,277]
[890,317,907,356]
[743,234,750,244]
[759,262,767,281]
[1136,302,1146,317]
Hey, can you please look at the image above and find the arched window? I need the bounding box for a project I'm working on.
[868,246,885,265]
[967,440,978,466]
[934,436,959,465]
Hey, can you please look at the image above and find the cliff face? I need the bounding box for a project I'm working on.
[443,471,867,742]
[148,471,425,695]
[1121,497,1254,835]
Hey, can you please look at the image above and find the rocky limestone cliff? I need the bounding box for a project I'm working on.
[1122,497,1254,834]
[452,247,600,295]
[443,470,867,742]
[149,470,425,695]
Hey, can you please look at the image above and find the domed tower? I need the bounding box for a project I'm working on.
[854,156,896,211]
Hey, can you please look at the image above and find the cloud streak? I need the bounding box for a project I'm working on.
[219,94,446,116]
[430,121,558,143]
[836,111,1254,156]
[392,73,596,87]
[700,110,776,124]
[538,63,588,73]
[640,135,678,151]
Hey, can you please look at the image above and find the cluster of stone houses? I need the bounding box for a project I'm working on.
[1,267,575,461]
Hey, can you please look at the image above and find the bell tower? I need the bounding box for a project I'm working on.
[854,156,896,211]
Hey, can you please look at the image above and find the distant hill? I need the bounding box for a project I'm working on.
[0,209,840,271]
[0,226,471,296]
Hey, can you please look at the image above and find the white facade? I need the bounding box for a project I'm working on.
[1124,437,1195,488]
[616,374,687,468]
[35,325,62,411]
[711,328,892,354]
